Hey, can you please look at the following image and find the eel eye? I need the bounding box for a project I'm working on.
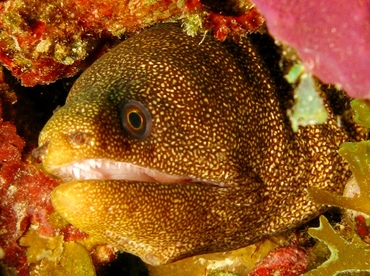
[121,100,152,139]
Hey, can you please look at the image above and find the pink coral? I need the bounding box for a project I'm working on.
[252,0,370,98]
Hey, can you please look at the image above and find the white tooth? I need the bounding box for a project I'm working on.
[96,170,103,178]
[96,160,102,168]
[89,159,96,169]
[83,163,90,171]
[89,171,95,178]
[81,170,87,179]
[86,171,91,179]
[73,167,80,179]
[79,170,84,179]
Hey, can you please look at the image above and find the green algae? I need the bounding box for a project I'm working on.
[304,216,370,275]
[286,72,328,132]
[351,99,370,128]
[284,63,305,83]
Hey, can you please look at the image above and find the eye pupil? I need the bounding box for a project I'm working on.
[128,111,143,129]
[121,100,152,140]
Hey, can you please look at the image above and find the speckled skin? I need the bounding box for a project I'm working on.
[38,24,358,265]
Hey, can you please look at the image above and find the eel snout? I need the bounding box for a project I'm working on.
[32,143,48,163]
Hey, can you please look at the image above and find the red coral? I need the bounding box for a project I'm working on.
[61,224,89,242]
[249,246,310,276]
[355,214,370,242]
[0,166,59,275]
[184,0,203,11]
[207,6,264,42]
[0,78,60,275]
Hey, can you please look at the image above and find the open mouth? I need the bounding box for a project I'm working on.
[53,158,205,184]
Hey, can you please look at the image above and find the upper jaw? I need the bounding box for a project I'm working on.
[33,143,226,186]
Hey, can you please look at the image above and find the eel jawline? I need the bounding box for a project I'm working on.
[53,158,223,186]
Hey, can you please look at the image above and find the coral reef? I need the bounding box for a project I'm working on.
[0,0,182,86]
[0,0,264,86]
[0,71,58,274]
[206,7,264,41]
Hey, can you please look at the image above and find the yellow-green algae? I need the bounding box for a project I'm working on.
[352,99,370,128]
[181,13,205,37]
[19,228,64,265]
[308,100,370,215]
[19,228,96,275]
[284,62,305,83]
[207,271,240,276]
[304,216,370,275]
[148,238,281,276]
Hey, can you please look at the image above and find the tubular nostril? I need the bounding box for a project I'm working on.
[32,143,49,163]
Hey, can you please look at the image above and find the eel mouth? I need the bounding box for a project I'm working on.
[52,158,218,185]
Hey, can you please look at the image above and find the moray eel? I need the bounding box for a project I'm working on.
[35,23,359,265]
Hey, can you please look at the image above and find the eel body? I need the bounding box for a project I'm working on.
[36,23,359,265]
